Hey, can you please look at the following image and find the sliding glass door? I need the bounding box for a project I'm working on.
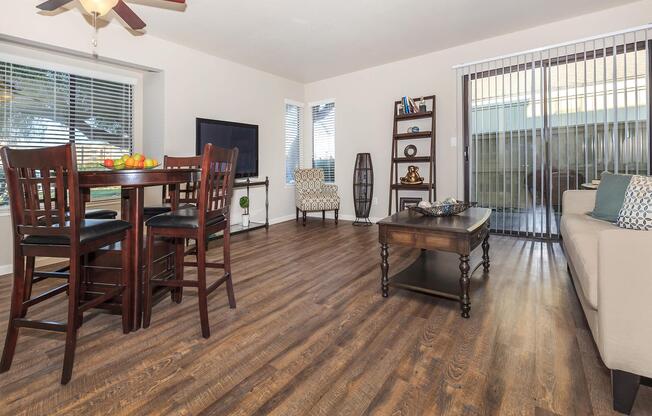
[460,31,651,238]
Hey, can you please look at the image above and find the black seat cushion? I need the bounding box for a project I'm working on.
[84,209,118,220]
[23,219,132,246]
[144,203,194,218]
[144,204,173,218]
[146,207,225,229]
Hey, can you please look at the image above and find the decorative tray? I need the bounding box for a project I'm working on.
[409,202,474,217]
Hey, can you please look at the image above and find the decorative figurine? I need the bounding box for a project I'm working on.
[400,165,424,185]
[418,97,427,112]
[403,145,417,158]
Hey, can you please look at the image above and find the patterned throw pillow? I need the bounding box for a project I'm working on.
[617,175,652,231]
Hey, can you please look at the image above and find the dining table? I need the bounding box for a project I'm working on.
[78,168,199,331]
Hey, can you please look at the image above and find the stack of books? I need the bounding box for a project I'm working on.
[401,96,420,114]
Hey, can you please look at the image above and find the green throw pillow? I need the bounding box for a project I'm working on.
[591,172,632,222]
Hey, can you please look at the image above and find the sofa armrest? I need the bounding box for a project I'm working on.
[322,184,338,194]
[562,190,596,215]
[598,229,652,376]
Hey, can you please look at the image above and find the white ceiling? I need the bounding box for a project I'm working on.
[98,0,641,82]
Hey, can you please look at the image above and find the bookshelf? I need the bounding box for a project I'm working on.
[388,95,436,214]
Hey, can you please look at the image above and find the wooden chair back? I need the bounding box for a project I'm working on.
[162,155,202,205]
[197,144,238,227]
[0,144,80,242]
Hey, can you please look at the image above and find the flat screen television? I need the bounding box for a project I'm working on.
[196,118,259,179]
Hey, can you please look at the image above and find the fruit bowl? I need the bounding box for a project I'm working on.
[98,163,161,171]
[99,154,160,170]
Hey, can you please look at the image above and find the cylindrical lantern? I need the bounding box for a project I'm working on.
[353,153,374,226]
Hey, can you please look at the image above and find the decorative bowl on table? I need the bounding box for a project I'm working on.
[408,199,475,217]
[98,162,161,171]
[99,154,160,170]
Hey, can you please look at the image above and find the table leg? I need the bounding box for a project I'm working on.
[120,190,132,332]
[380,243,389,297]
[459,254,470,318]
[81,189,90,218]
[123,187,144,330]
[482,233,490,273]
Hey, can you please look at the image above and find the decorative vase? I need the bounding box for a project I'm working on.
[353,153,374,226]
[242,214,250,227]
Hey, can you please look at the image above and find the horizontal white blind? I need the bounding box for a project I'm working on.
[312,101,335,183]
[456,26,651,238]
[0,60,134,203]
[285,102,303,184]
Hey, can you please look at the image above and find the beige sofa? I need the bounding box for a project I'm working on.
[561,190,652,414]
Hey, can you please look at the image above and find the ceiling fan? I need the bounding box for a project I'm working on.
[36,0,186,31]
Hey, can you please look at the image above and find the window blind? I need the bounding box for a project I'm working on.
[0,60,134,204]
[285,102,303,184]
[455,25,651,239]
[311,101,335,183]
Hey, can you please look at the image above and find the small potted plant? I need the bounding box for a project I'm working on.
[239,196,250,227]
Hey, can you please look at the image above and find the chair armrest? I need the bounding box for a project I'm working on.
[562,190,596,216]
[598,228,652,376]
[322,184,338,194]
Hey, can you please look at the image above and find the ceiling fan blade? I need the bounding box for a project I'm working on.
[113,0,146,30]
[36,0,74,11]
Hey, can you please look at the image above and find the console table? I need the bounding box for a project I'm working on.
[230,176,269,235]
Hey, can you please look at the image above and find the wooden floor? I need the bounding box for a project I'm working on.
[0,219,651,415]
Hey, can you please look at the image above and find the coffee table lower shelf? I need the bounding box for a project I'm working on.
[389,250,484,301]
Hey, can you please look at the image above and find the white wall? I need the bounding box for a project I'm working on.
[0,0,651,273]
[0,3,304,272]
[304,0,652,221]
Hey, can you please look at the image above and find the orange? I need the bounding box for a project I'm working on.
[125,157,136,168]
[137,160,145,169]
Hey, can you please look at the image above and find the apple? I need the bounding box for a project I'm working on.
[144,158,155,168]
[103,159,114,168]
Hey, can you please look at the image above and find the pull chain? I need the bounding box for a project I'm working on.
[91,12,99,58]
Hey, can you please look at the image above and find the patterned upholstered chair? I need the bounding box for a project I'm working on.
[294,168,340,226]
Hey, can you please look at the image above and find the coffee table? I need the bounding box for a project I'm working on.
[378,207,491,318]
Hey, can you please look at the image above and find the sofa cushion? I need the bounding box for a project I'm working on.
[591,172,632,222]
[617,175,652,231]
[561,213,618,310]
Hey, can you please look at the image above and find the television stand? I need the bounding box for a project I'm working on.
[230,176,269,235]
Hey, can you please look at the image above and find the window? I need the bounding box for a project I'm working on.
[0,60,134,205]
[311,101,335,182]
[284,101,303,184]
[457,27,650,238]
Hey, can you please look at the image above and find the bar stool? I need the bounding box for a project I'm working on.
[143,155,202,219]
[143,155,202,303]
[0,143,132,384]
[143,144,238,338]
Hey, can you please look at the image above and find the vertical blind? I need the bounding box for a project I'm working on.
[455,26,651,238]
[312,101,336,183]
[285,102,303,184]
[0,60,134,204]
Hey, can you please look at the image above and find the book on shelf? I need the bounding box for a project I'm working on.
[400,96,421,115]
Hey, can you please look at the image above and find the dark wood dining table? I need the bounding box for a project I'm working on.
[78,168,199,331]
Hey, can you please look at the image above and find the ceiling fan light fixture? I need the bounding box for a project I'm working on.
[79,0,119,16]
